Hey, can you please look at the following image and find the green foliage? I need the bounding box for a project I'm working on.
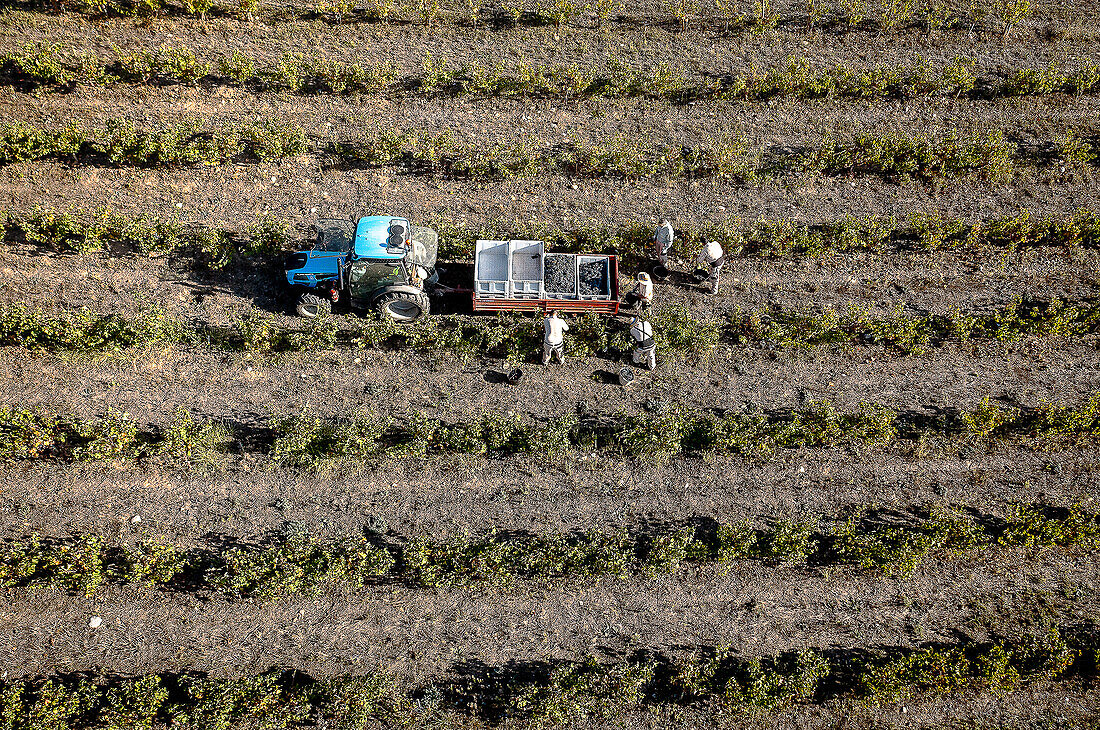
[0,533,109,595]
[0,122,86,165]
[802,131,1012,182]
[178,671,310,730]
[3,42,73,89]
[99,676,168,730]
[10,206,182,255]
[859,646,973,701]
[726,650,829,708]
[72,408,140,460]
[1,501,1099,597]
[858,630,1076,704]
[0,627,1093,730]
[0,114,1088,186]
[15,44,1100,106]
[650,302,720,355]
[208,534,394,599]
[245,215,291,255]
[240,119,307,160]
[510,657,655,725]
[6,394,1093,471]
[218,50,256,85]
[997,503,1100,549]
[115,45,210,84]
[237,308,337,353]
[753,519,816,562]
[120,538,188,587]
[831,507,986,576]
[321,675,394,730]
[962,396,1012,438]
[155,409,229,466]
[612,409,686,462]
[272,413,388,467]
[0,407,59,460]
[0,303,182,351]
[182,0,215,17]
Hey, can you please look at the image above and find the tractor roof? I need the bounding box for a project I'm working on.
[354,216,409,260]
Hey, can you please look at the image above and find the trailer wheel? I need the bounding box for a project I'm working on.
[375,291,429,323]
[296,292,332,319]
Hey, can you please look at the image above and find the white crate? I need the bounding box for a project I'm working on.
[509,240,544,298]
[474,240,509,297]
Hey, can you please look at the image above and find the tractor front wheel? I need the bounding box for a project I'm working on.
[295,291,332,319]
[375,290,429,323]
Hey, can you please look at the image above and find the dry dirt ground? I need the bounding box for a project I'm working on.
[0,3,1099,728]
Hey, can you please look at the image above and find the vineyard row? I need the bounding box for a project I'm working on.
[6,44,1098,102]
[1,502,1097,596]
[1,294,1096,358]
[0,394,1097,467]
[7,205,1100,264]
[0,629,1093,727]
[0,0,1041,36]
[2,119,1093,182]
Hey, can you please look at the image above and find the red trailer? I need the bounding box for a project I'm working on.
[471,240,620,314]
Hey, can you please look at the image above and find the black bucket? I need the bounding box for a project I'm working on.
[507,368,524,384]
[618,366,636,386]
[652,264,670,281]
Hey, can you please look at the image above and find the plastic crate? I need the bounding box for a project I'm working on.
[576,255,612,300]
[474,240,509,297]
[509,240,543,298]
[543,252,578,298]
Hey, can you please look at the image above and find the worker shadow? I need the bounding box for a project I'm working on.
[482,368,526,385]
[651,266,706,292]
[590,369,623,385]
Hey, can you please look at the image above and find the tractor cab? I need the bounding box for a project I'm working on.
[285,216,438,322]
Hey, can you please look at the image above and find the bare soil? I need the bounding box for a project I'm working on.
[1,5,1099,728]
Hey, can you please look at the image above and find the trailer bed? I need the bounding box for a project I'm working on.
[471,240,620,314]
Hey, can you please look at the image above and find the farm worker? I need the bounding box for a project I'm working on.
[542,310,569,365]
[624,272,654,310]
[653,217,675,265]
[629,316,656,370]
[696,240,725,295]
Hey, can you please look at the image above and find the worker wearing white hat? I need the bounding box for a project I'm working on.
[629,316,656,370]
[542,310,569,365]
[625,271,654,310]
[696,240,725,295]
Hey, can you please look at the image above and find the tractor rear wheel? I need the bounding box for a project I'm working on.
[295,291,331,319]
[375,290,429,323]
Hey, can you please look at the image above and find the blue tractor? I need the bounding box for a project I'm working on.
[284,216,438,323]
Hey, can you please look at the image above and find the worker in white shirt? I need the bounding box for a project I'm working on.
[653,217,675,265]
[696,240,725,295]
[629,316,656,370]
[624,271,654,310]
[542,310,569,365]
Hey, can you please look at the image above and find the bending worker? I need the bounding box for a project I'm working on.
[542,310,569,365]
[696,240,725,295]
[624,271,654,310]
[653,217,674,265]
[629,316,656,370]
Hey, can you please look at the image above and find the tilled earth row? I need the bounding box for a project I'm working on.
[0,337,1097,426]
[1,446,1096,540]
